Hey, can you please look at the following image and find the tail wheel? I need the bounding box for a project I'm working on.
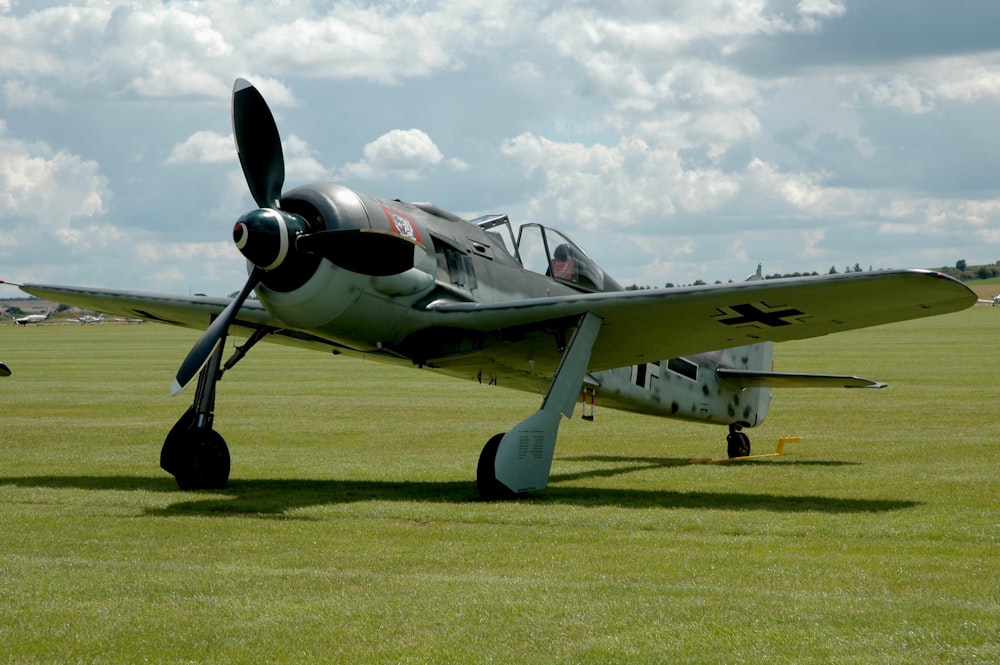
[727,429,751,458]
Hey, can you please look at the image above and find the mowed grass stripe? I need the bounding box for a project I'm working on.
[0,310,997,663]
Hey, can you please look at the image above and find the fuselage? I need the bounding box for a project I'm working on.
[248,182,772,430]
[14,312,50,325]
[253,183,615,346]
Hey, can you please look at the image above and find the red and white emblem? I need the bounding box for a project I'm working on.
[381,205,422,245]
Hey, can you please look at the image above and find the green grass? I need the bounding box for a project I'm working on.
[1,313,997,663]
[973,275,1000,286]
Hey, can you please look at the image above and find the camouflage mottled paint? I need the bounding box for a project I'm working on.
[593,342,773,428]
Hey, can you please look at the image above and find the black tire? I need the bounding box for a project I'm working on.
[174,428,231,491]
[727,431,751,458]
[160,406,198,476]
[476,433,517,501]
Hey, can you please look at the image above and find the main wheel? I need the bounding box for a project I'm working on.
[726,430,751,458]
[174,428,231,490]
[476,433,517,501]
[163,426,231,490]
[161,407,231,490]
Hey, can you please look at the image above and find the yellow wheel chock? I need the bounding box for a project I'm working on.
[691,436,801,464]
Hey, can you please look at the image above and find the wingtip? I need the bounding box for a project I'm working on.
[171,379,185,396]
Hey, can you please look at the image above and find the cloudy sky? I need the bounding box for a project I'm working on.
[2,0,1000,299]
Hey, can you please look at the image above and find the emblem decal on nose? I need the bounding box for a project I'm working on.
[380,205,422,245]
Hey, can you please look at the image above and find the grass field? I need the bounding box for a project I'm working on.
[0,310,997,663]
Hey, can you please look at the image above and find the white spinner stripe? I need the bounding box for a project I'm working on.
[234,223,249,250]
[263,212,288,271]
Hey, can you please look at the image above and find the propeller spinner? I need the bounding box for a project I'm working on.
[172,78,425,394]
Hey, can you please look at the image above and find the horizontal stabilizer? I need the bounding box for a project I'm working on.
[717,368,886,389]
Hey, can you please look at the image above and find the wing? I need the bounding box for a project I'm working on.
[16,283,345,354]
[415,269,975,378]
[20,270,975,391]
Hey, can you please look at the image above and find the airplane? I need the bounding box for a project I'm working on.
[8,79,977,498]
[13,309,52,326]
[67,313,106,324]
[977,295,999,306]
[0,361,9,377]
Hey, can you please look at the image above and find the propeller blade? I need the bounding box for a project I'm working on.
[232,78,284,209]
[296,229,426,276]
[172,269,262,395]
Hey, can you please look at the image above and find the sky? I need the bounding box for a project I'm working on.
[2,0,1000,299]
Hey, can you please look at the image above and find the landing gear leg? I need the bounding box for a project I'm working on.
[476,312,602,500]
[161,337,230,490]
[726,423,751,459]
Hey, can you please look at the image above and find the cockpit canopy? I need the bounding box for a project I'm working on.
[473,215,619,292]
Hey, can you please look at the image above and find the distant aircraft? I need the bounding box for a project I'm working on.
[13,309,51,326]
[68,313,106,324]
[11,79,978,497]
[977,295,999,306]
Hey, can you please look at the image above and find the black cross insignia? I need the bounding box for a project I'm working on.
[716,303,805,327]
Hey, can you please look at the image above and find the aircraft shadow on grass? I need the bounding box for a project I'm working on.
[0,453,914,518]
[556,454,859,485]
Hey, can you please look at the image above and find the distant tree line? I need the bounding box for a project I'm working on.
[936,260,1000,282]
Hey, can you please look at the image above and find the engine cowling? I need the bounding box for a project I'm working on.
[247,182,435,332]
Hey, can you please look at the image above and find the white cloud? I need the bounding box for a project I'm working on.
[658,61,760,108]
[796,0,847,30]
[0,1,510,104]
[743,158,844,213]
[0,3,229,99]
[3,1,1000,296]
[845,54,1000,116]
[933,60,1000,104]
[238,76,298,108]
[863,75,935,114]
[690,108,762,158]
[166,130,327,185]
[797,0,847,18]
[132,239,244,289]
[879,196,1000,236]
[166,131,233,164]
[3,80,62,110]
[500,133,676,230]
[342,129,455,181]
[540,0,845,80]
[282,134,330,183]
[135,239,235,263]
[0,125,110,246]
